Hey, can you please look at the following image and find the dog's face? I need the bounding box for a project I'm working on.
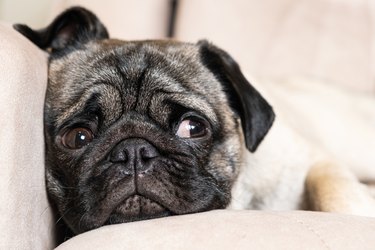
[15,7,274,234]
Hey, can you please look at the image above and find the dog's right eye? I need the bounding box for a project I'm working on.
[175,115,210,139]
[62,127,94,149]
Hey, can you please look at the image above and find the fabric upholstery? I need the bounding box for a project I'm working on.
[56,210,375,250]
[175,0,375,93]
[0,22,56,250]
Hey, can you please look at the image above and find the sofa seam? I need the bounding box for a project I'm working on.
[288,216,330,250]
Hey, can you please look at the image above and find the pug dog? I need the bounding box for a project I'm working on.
[14,7,375,235]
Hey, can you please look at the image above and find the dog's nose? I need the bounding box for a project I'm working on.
[109,138,159,173]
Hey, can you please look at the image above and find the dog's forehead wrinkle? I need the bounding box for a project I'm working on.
[54,84,122,128]
[165,93,218,123]
[48,39,234,135]
[88,43,201,116]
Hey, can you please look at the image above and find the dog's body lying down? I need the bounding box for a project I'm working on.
[231,77,375,213]
[14,7,375,235]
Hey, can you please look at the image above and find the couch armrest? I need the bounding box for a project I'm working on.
[0,22,55,250]
[56,210,375,250]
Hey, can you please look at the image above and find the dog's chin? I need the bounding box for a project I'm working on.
[104,195,172,225]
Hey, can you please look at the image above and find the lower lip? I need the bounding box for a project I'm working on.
[105,195,171,224]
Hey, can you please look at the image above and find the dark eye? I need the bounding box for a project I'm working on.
[176,118,208,138]
[62,127,94,149]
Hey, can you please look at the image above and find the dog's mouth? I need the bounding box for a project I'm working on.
[104,195,172,225]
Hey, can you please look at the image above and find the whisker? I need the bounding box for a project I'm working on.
[40,205,52,217]
[55,207,73,225]
[60,186,79,190]
[78,211,88,232]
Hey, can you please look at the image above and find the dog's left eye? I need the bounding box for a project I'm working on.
[62,127,94,149]
[176,118,208,138]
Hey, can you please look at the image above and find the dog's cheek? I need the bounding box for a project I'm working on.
[207,134,242,185]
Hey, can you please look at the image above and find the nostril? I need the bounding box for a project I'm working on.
[139,145,159,161]
[109,138,159,164]
[110,148,127,163]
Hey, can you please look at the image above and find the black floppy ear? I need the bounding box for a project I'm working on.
[13,6,109,52]
[198,40,275,152]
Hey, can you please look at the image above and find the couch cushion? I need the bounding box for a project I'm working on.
[56,210,375,250]
[0,22,55,250]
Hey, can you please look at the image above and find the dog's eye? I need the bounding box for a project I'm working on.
[62,127,94,149]
[176,118,207,138]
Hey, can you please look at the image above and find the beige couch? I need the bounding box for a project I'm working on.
[1,1,375,249]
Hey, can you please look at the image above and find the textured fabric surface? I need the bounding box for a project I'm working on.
[0,22,55,250]
[175,0,375,93]
[56,210,375,250]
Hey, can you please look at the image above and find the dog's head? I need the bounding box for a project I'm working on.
[15,7,274,234]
